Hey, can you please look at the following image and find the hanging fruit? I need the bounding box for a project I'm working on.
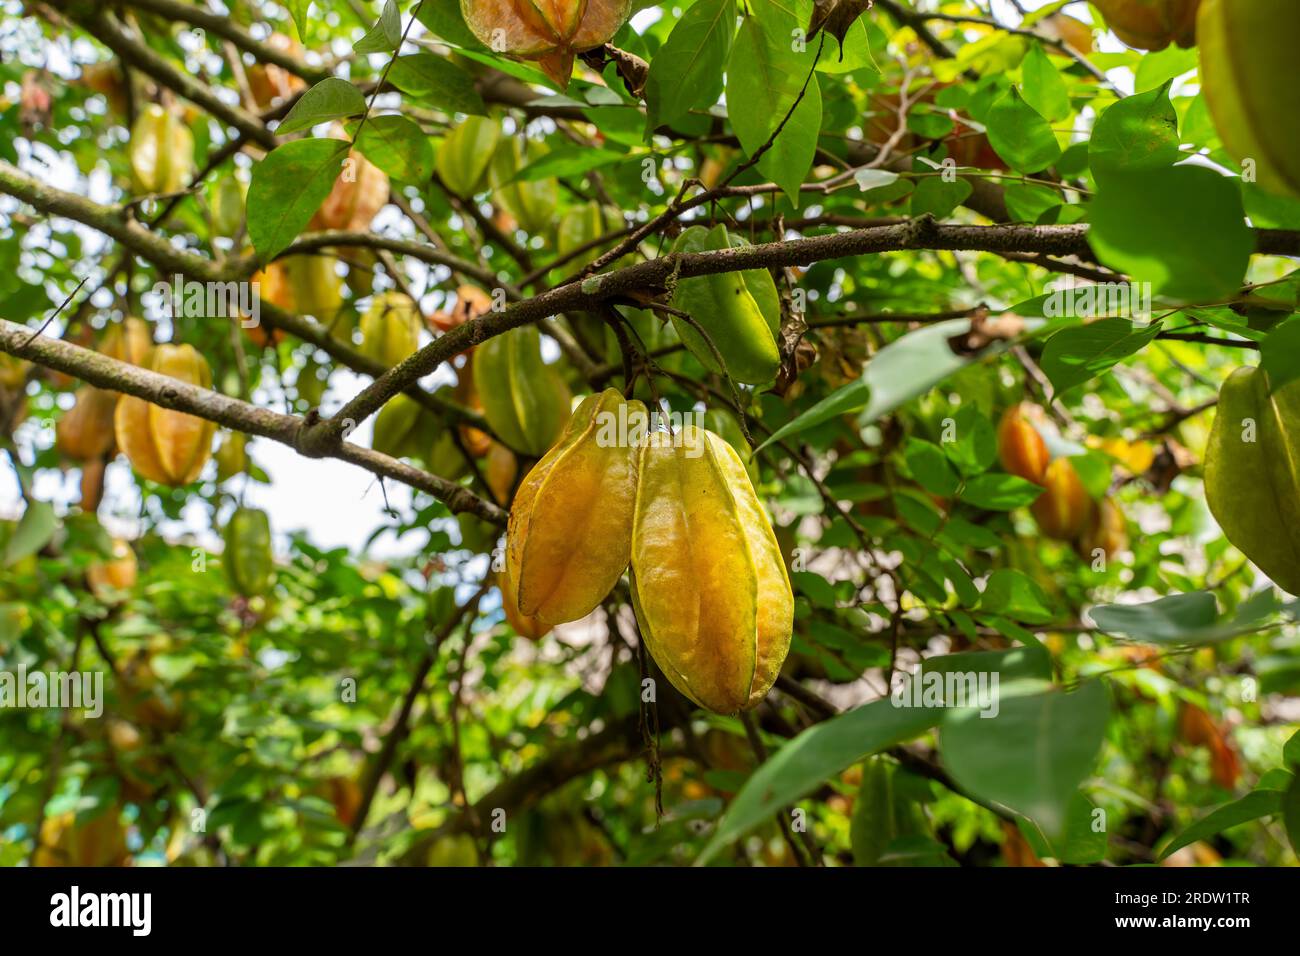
[1204,366,1300,594]
[56,386,119,461]
[703,407,759,485]
[1030,457,1094,540]
[243,262,288,347]
[310,127,390,232]
[452,368,494,457]
[426,833,480,867]
[129,103,195,195]
[490,136,560,236]
[431,284,495,333]
[507,389,646,627]
[460,0,633,88]
[472,325,572,457]
[79,61,129,117]
[86,538,138,599]
[34,807,130,867]
[223,506,275,597]
[359,291,422,367]
[668,225,781,385]
[497,568,551,640]
[214,430,250,482]
[114,344,216,486]
[485,440,518,504]
[436,115,501,198]
[1076,496,1128,561]
[427,428,472,480]
[1092,0,1200,51]
[1197,0,1300,198]
[99,317,154,366]
[208,174,246,238]
[282,254,346,323]
[631,425,794,715]
[247,33,308,108]
[997,403,1050,484]
[556,201,617,272]
[80,457,107,512]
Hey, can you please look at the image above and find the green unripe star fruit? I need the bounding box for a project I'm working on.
[1198,0,1300,198]
[1205,366,1300,594]
[668,225,781,385]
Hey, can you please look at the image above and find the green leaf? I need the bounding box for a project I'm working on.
[1261,318,1300,392]
[276,78,368,136]
[910,175,972,220]
[1039,318,1163,396]
[944,405,996,477]
[516,146,628,182]
[979,568,1054,623]
[1089,589,1287,646]
[1286,729,1300,768]
[792,570,837,608]
[756,377,867,452]
[351,115,434,183]
[1020,43,1070,123]
[3,500,56,567]
[1133,45,1198,94]
[850,755,935,866]
[758,317,1033,452]
[286,0,312,42]
[386,54,486,115]
[247,138,349,260]
[1158,786,1287,860]
[756,73,820,205]
[414,0,484,49]
[1004,182,1064,223]
[985,87,1061,174]
[727,4,821,203]
[697,645,1052,864]
[1017,793,1108,864]
[645,0,735,130]
[1283,772,1300,857]
[354,0,403,55]
[942,680,1109,842]
[696,697,937,865]
[905,438,960,497]
[961,473,1043,511]
[1089,165,1253,303]
[1089,80,1178,185]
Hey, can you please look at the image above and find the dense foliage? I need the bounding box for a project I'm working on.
[2,0,1299,867]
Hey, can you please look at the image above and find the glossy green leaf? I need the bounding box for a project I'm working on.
[1089,80,1178,185]
[354,0,402,54]
[985,87,1061,173]
[350,115,434,183]
[247,138,349,260]
[645,0,735,130]
[1159,785,1288,860]
[697,645,1051,863]
[942,680,1109,842]
[1020,43,1070,123]
[1089,165,1253,303]
[1039,318,1164,396]
[276,78,367,136]
[387,54,485,115]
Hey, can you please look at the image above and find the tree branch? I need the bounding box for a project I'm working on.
[116,0,332,84]
[53,3,277,150]
[0,319,506,523]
